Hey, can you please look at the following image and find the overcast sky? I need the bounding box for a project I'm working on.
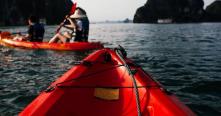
[76,0,215,22]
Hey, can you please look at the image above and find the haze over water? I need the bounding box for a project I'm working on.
[0,23,221,115]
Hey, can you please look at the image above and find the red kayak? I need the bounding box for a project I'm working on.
[20,47,196,116]
[0,32,103,51]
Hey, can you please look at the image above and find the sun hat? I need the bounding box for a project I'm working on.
[70,9,87,19]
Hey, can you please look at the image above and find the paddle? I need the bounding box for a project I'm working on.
[56,0,77,33]
[11,32,27,35]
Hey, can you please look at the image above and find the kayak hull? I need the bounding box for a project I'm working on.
[0,38,103,51]
[19,48,196,116]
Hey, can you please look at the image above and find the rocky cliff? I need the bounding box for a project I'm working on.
[0,0,72,26]
[205,0,221,22]
[134,0,206,23]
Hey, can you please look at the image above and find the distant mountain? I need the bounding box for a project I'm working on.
[91,18,133,24]
[133,0,221,23]
[205,0,221,22]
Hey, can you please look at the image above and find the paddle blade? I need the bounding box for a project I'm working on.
[56,0,77,33]
[70,3,77,15]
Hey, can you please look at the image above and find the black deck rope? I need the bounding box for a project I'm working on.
[45,48,148,116]
[55,64,124,87]
[115,48,142,116]
[45,64,123,92]
[57,85,161,89]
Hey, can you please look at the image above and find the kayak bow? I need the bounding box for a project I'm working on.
[20,47,196,116]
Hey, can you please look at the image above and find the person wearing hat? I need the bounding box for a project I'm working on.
[71,7,90,42]
[49,7,89,43]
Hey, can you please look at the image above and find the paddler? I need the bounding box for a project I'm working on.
[49,7,89,43]
[13,15,45,42]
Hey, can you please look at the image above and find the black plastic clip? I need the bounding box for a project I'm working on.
[44,86,55,93]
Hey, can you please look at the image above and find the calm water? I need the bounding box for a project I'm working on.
[0,23,221,115]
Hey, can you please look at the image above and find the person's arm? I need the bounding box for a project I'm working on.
[23,25,33,40]
[63,18,76,29]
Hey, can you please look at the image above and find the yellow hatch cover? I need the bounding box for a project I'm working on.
[94,88,119,100]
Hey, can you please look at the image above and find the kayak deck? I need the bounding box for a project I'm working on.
[0,38,103,51]
[20,48,196,116]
